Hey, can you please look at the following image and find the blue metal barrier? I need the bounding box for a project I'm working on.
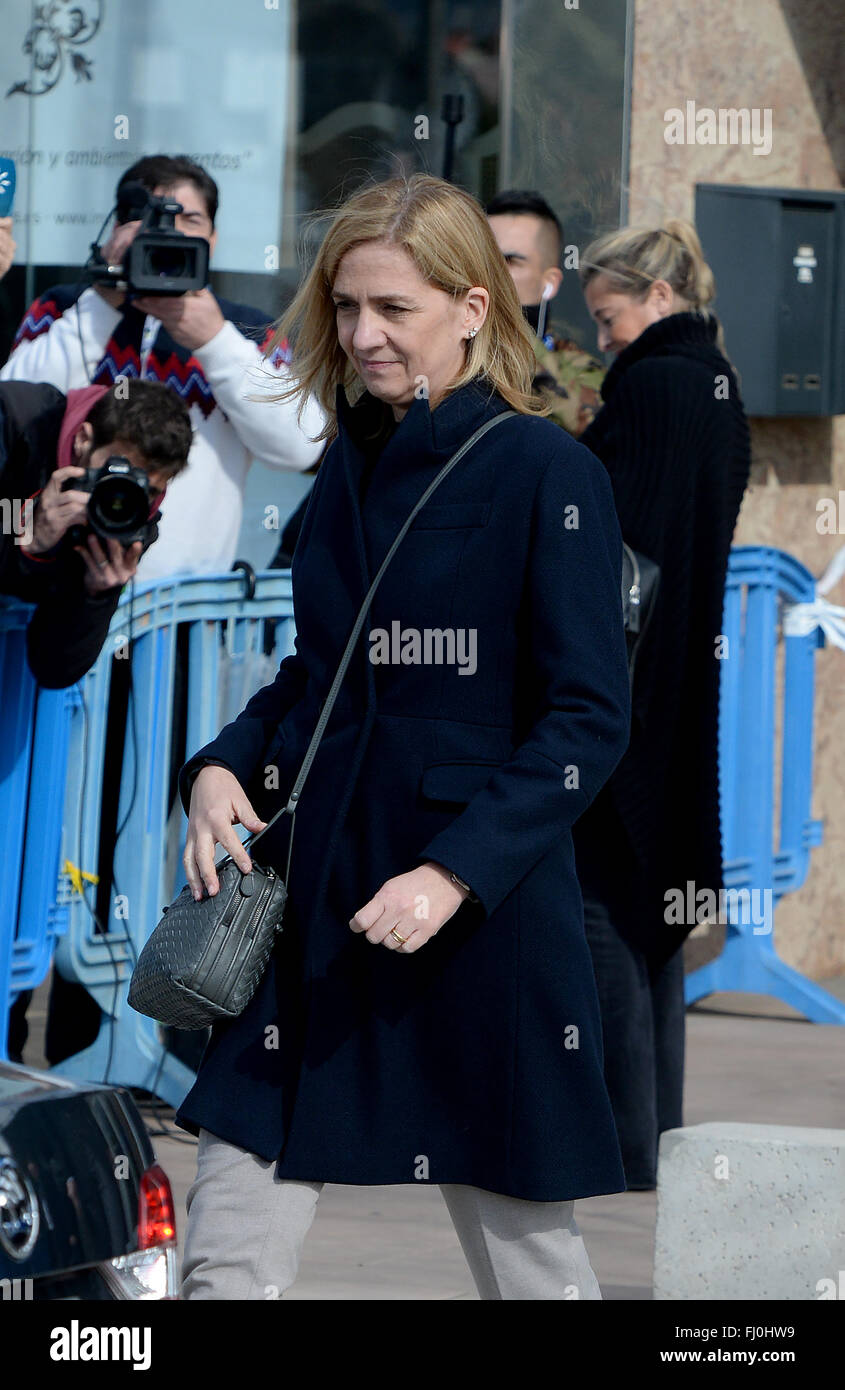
[43,570,297,1104]
[685,546,845,1022]
[0,600,77,1060]
[2,546,842,1103]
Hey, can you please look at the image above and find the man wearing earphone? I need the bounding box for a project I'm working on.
[486,189,605,438]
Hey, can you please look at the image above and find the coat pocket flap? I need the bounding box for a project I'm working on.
[420,760,500,803]
[411,501,491,530]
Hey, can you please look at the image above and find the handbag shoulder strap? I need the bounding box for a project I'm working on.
[246,407,516,852]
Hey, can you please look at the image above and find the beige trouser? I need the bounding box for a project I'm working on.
[180,1128,603,1301]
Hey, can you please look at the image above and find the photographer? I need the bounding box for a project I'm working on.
[1,155,324,580]
[0,378,191,687]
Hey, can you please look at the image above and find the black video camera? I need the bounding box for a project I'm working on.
[61,457,154,547]
[87,182,209,296]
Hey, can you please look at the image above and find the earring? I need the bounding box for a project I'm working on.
[466,326,479,339]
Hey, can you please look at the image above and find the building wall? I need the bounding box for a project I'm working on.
[629,0,845,978]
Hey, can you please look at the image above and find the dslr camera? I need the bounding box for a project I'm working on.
[87,181,209,296]
[61,456,154,547]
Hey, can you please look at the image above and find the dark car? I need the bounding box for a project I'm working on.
[0,1061,178,1300]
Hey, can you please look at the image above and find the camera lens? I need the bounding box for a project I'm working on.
[144,244,189,279]
[88,474,149,538]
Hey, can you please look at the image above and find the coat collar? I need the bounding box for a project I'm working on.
[599,311,722,402]
[335,374,509,472]
[333,373,510,591]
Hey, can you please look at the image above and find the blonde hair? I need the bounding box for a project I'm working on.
[579,218,727,353]
[579,218,715,305]
[264,174,548,441]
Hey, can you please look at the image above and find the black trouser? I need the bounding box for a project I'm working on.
[581,891,686,1189]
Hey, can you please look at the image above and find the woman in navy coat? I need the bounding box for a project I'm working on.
[176,175,632,1300]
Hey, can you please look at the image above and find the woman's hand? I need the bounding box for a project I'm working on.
[0,218,16,280]
[349,861,469,954]
[183,765,268,900]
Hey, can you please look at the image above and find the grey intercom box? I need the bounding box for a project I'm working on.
[695,184,845,417]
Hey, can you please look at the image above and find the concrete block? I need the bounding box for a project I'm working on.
[653,1122,845,1300]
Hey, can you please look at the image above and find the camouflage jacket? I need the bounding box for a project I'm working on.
[532,330,605,437]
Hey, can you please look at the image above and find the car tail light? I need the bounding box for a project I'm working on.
[99,1163,179,1300]
[138,1163,177,1249]
[102,1245,178,1299]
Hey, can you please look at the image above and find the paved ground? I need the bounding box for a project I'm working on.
[21,977,845,1299]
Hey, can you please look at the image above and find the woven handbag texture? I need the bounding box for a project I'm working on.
[128,859,287,1030]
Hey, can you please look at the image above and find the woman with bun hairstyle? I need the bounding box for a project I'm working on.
[572,219,751,1190]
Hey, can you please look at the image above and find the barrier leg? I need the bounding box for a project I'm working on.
[686,922,845,1023]
[49,1007,197,1109]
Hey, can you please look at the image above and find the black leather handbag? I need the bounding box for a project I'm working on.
[127,410,517,1030]
[621,542,661,684]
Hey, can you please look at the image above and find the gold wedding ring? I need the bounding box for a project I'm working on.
[389,926,408,945]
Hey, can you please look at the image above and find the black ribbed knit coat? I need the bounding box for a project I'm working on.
[572,313,751,963]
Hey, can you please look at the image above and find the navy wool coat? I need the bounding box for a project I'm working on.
[176,377,632,1202]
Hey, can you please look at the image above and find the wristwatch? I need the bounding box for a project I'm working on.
[448,869,479,904]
